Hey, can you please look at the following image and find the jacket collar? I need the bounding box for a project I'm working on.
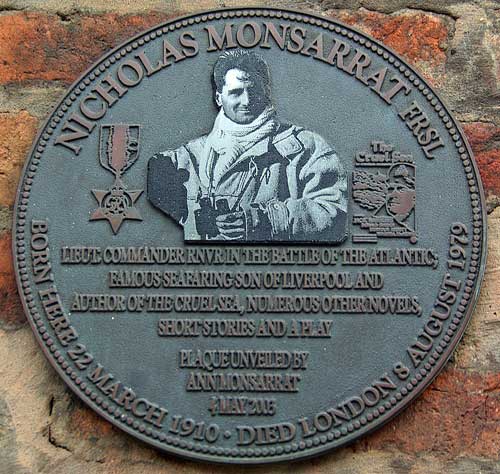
[184,123,302,186]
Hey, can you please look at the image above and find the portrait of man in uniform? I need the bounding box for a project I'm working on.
[147,49,347,242]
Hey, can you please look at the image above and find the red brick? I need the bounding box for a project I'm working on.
[462,122,500,198]
[0,232,26,329]
[0,10,450,86]
[333,10,448,74]
[358,367,500,459]
[0,111,39,207]
[0,12,174,84]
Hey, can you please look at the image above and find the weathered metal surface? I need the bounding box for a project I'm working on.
[14,8,487,464]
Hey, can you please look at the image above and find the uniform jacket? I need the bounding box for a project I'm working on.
[147,123,348,242]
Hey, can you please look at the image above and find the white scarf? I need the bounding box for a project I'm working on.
[200,106,277,190]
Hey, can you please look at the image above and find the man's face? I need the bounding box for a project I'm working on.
[216,68,269,124]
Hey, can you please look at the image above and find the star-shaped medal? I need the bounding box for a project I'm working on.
[90,185,143,234]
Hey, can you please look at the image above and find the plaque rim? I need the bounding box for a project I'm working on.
[12,6,488,464]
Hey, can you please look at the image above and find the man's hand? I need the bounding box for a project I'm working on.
[216,211,245,240]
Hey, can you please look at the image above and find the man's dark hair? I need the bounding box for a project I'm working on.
[213,49,271,94]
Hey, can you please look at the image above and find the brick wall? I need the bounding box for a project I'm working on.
[0,1,499,473]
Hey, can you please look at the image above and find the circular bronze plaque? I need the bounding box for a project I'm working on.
[14,8,487,464]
